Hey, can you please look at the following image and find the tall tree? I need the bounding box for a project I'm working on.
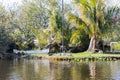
[67,0,117,51]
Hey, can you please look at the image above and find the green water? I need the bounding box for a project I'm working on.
[0,59,120,80]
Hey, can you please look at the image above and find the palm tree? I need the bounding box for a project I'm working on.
[67,0,116,51]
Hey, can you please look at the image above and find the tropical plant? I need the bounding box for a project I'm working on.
[67,0,117,51]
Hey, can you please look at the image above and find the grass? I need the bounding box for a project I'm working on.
[30,51,120,58]
[30,53,48,57]
[73,51,120,58]
[28,52,120,61]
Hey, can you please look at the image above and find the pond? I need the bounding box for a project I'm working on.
[0,59,120,80]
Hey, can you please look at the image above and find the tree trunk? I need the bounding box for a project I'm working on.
[87,35,99,51]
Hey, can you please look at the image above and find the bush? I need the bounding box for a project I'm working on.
[114,43,120,51]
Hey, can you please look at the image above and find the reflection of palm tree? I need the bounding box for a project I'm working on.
[71,63,90,80]
[89,62,96,79]
[49,62,55,80]
[49,61,72,80]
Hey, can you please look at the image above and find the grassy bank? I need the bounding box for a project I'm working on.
[72,52,120,58]
[30,52,120,57]
[29,52,120,61]
[30,53,48,57]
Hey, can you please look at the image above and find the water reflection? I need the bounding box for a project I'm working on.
[0,60,120,80]
[49,61,72,80]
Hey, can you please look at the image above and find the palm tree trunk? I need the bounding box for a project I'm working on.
[87,36,94,51]
[87,35,99,51]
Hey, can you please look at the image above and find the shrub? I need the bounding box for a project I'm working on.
[114,43,120,51]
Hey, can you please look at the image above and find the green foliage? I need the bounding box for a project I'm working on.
[67,0,119,51]
[103,7,120,41]
[33,28,49,49]
[0,0,120,53]
[70,29,89,46]
[114,43,120,51]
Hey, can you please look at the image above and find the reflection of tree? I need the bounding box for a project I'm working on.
[0,60,13,80]
[72,63,90,80]
[13,60,50,80]
[61,62,72,80]
[1,60,120,80]
[49,61,72,80]
[71,62,113,80]
[97,61,112,80]
[49,61,64,80]
[11,60,35,80]
[89,62,96,80]
[80,63,90,80]
[71,63,81,80]
[110,61,120,79]
[89,61,113,80]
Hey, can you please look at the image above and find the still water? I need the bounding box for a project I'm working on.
[0,59,120,80]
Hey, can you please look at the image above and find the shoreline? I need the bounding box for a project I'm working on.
[30,52,120,61]
[1,51,120,61]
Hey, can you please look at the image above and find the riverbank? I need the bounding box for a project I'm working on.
[30,52,120,61]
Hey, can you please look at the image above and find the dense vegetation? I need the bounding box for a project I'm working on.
[0,0,120,55]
